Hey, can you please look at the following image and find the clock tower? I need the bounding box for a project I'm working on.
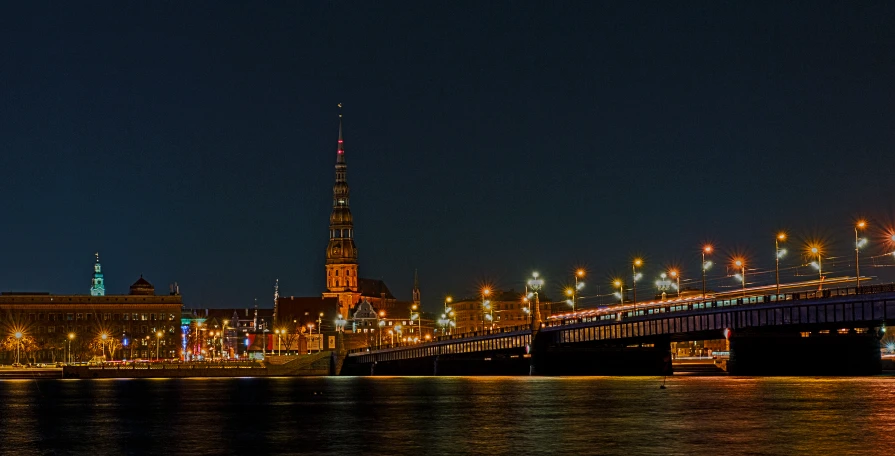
[323,109,360,317]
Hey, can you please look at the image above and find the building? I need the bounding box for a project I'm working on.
[449,289,557,334]
[318,113,416,319]
[270,112,422,352]
[0,257,183,364]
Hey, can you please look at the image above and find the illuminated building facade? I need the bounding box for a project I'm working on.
[0,274,182,364]
[450,289,557,334]
[319,112,418,321]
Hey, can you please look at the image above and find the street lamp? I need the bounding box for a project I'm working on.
[702,245,713,299]
[573,269,585,312]
[527,272,544,328]
[444,296,453,335]
[775,233,787,295]
[100,333,109,361]
[67,333,75,364]
[565,288,574,310]
[378,319,386,347]
[733,258,745,298]
[632,259,643,305]
[14,331,23,366]
[809,245,823,290]
[481,288,491,332]
[669,269,680,298]
[274,329,282,356]
[613,279,624,304]
[855,221,867,290]
[411,304,422,339]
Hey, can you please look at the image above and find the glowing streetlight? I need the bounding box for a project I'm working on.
[809,244,823,290]
[702,245,713,298]
[775,232,787,295]
[481,288,492,332]
[855,221,867,289]
[733,258,745,298]
[100,333,109,361]
[14,331,23,366]
[572,269,585,312]
[613,279,624,304]
[632,259,643,305]
[155,331,163,361]
[274,329,282,356]
[526,272,544,328]
[443,297,453,335]
[67,332,75,364]
[668,269,680,298]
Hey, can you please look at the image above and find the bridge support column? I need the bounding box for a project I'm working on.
[728,328,882,375]
[533,334,672,376]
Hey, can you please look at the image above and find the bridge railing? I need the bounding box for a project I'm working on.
[545,283,895,328]
[346,324,531,355]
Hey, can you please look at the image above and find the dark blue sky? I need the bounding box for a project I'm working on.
[2,2,894,310]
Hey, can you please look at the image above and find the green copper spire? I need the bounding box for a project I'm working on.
[90,252,105,296]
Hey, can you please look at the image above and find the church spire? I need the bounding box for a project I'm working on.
[90,252,105,296]
[412,269,421,306]
[325,104,359,317]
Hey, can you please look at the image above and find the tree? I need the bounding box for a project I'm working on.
[1,334,38,364]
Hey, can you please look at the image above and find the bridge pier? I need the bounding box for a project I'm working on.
[728,328,883,375]
[532,335,672,376]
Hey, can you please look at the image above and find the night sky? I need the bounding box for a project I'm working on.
[2,2,894,310]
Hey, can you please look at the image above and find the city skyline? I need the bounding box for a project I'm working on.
[1,3,894,310]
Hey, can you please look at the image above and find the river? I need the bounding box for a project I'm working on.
[0,376,893,455]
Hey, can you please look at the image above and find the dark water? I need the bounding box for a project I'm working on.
[0,376,893,455]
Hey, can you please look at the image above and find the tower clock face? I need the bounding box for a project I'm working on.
[333,246,341,255]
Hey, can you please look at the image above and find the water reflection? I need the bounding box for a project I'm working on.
[0,376,893,455]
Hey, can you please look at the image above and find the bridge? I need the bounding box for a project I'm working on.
[341,283,895,376]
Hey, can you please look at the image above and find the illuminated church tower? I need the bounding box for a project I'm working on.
[90,252,105,296]
[323,108,360,317]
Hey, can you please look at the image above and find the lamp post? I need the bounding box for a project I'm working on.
[855,221,867,290]
[614,280,624,304]
[632,259,643,305]
[444,296,453,335]
[67,333,75,364]
[411,304,422,340]
[14,332,23,365]
[275,329,282,356]
[669,269,680,298]
[527,273,544,329]
[734,259,745,298]
[156,331,163,361]
[702,245,713,299]
[775,233,786,295]
[481,288,491,332]
[573,269,585,312]
[810,245,823,290]
[100,333,109,361]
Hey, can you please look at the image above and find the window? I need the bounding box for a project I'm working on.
[104,313,111,321]
[141,314,147,321]
[66,313,74,321]
[48,326,55,333]
[76,313,83,321]
[151,314,157,321]
[123,313,130,321]
[113,314,120,321]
